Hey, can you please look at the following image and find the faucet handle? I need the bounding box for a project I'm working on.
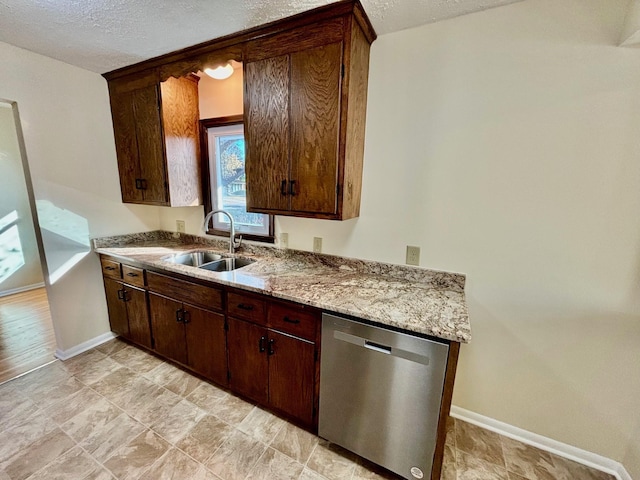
[232,234,243,251]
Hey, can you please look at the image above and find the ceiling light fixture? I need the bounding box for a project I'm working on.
[204,63,234,80]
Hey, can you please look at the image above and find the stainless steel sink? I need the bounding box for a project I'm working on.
[162,251,222,267]
[199,257,256,272]
[162,251,255,272]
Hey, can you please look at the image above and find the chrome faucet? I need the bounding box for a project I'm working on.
[202,210,242,254]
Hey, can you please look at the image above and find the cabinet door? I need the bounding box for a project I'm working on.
[148,293,187,364]
[290,42,342,215]
[104,278,129,337]
[110,90,143,203]
[244,55,291,212]
[227,318,268,404]
[125,286,152,349]
[132,85,168,205]
[184,304,227,386]
[268,331,316,426]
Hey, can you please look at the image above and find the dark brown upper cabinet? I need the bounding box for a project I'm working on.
[108,73,202,206]
[244,15,372,219]
[103,0,375,218]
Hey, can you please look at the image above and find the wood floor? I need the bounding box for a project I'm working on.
[0,288,56,384]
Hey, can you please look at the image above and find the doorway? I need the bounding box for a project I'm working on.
[0,99,55,383]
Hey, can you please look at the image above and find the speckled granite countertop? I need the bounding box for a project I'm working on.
[93,231,470,343]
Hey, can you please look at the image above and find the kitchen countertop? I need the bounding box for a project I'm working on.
[93,231,471,343]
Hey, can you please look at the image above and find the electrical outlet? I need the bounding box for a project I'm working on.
[406,245,420,266]
[280,232,289,248]
[313,237,323,253]
[176,220,186,233]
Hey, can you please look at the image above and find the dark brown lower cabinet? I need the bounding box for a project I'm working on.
[149,292,227,386]
[227,317,316,427]
[227,318,268,403]
[103,277,152,349]
[268,330,315,426]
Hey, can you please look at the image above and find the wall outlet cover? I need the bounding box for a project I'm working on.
[176,220,186,233]
[313,237,323,253]
[406,245,420,266]
[280,232,289,248]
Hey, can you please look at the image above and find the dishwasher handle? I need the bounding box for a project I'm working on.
[364,340,391,354]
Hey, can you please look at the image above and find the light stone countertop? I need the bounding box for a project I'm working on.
[93,231,471,343]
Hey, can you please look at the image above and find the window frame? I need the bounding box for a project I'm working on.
[200,115,274,243]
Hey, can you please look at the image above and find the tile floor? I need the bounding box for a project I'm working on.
[0,338,615,480]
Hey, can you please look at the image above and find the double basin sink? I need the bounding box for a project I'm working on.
[162,251,255,272]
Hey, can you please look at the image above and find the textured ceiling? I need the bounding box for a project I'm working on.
[0,0,523,73]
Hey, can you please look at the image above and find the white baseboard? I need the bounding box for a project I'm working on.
[54,331,116,361]
[0,282,45,298]
[450,406,632,480]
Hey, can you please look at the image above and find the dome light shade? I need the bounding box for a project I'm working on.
[204,63,234,80]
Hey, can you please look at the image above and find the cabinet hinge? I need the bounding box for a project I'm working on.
[336,184,341,197]
[314,350,318,362]
[341,64,345,79]
[224,321,229,331]
[313,405,317,418]
[227,371,231,381]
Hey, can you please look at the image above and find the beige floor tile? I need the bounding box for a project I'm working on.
[271,422,318,464]
[246,447,304,480]
[24,446,102,480]
[45,386,105,424]
[0,395,40,433]
[456,450,509,480]
[61,349,107,372]
[114,377,166,418]
[208,392,254,426]
[548,455,616,480]
[306,441,358,480]
[138,448,212,480]
[150,398,207,444]
[80,412,146,462]
[352,459,402,480]
[238,406,286,444]
[298,468,328,480]
[66,355,123,385]
[205,429,267,480]
[103,429,171,480]
[501,436,557,480]
[130,387,183,427]
[0,413,58,462]
[28,375,85,410]
[87,469,116,480]
[9,362,70,396]
[440,442,457,480]
[176,414,233,464]
[95,338,128,356]
[186,382,228,412]
[90,367,139,401]
[59,396,123,442]
[111,346,164,374]
[445,415,456,447]
[145,362,202,397]
[508,473,529,480]
[455,420,505,467]
[0,427,74,480]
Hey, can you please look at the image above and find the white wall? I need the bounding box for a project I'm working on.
[0,103,43,293]
[276,0,639,472]
[0,42,161,351]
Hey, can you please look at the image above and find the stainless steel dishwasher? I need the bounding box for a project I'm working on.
[319,313,450,480]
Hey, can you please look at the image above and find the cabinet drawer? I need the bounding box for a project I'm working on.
[121,265,145,288]
[227,292,266,324]
[147,271,222,312]
[268,302,319,341]
[101,258,121,279]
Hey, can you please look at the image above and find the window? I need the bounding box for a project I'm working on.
[202,116,274,242]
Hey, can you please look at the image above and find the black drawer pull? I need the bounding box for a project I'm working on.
[289,180,296,196]
[126,272,138,277]
[105,266,116,271]
[237,303,254,311]
[182,310,191,324]
[259,336,266,353]
[117,289,125,300]
[268,338,275,355]
[280,179,287,196]
[176,309,184,323]
[283,316,300,325]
